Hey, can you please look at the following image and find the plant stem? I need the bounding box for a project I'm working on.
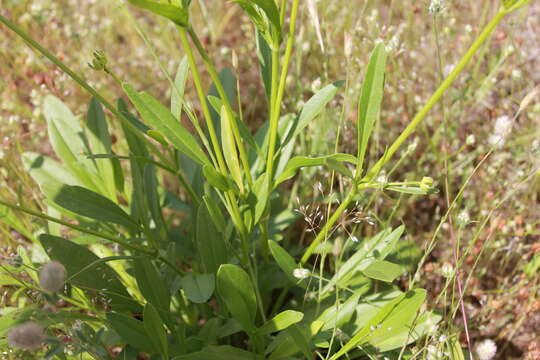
[362,10,506,182]
[266,0,300,188]
[0,13,169,167]
[0,199,155,255]
[186,27,254,188]
[178,27,228,176]
[178,27,250,265]
[301,10,507,265]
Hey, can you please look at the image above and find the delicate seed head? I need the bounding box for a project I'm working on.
[39,261,67,293]
[7,322,45,350]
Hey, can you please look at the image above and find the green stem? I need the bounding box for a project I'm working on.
[187,27,254,188]
[362,10,506,182]
[178,27,228,176]
[0,199,155,255]
[266,0,300,188]
[0,13,169,167]
[301,10,508,265]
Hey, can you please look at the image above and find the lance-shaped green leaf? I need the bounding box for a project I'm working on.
[197,202,229,274]
[128,0,189,26]
[40,234,140,313]
[362,260,404,282]
[86,98,117,200]
[53,185,139,232]
[292,81,344,140]
[143,303,168,359]
[329,289,426,359]
[216,264,257,333]
[256,310,304,335]
[107,313,155,352]
[275,154,357,186]
[232,0,282,45]
[356,43,387,177]
[123,83,210,166]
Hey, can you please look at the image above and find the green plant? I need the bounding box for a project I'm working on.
[0,0,532,359]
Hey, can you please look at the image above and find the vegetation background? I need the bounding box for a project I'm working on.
[1,0,539,359]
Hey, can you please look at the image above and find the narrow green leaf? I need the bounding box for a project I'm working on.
[173,345,264,360]
[143,303,168,359]
[202,164,237,193]
[256,310,304,335]
[275,153,357,186]
[128,0,189,26]
[40,234,140,312]
[268,240,301,285]
[293,81,344,140]
[181,273,215,303]
[123,83,210,166]
[329,289,426,359]
[324,226,404,294]
[171,57,189,119]
[197,202,229,274]
[86,98,116,200]
[22,152,81,204]
[317,293,361,331]
[356,43,387,176]
[53,185,139,232]
[107,313,155,352]
[447,335,466,360]
[133,258,171,312]
[216,264,257,333]
[362,260,404,282]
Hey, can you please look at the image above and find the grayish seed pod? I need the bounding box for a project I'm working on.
[7,322,45,350]
[39,261,67,293]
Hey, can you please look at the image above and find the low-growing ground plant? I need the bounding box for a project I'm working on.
[0,0,535,359]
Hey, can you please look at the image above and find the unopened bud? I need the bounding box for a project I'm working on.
[420,177,434,191]
[7,322,45,350]
[88,50,107,71]
[39,261,67,293]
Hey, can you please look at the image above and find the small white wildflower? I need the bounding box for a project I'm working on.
[441,263,454,278]
[293,268,310,280]
[311,77,322,92]
[488,115,513,148]
[407,137,419,152]
[439,334,448,342]
[351,236,359,243]
[466,134,476,145]
[457,210,470,226]
[511,69,522,79]
[465,24,473,33]
[475,339,497,360]
[7,322,45,350]
[39,261,67,293]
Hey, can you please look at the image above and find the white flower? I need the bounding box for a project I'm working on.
[293,268,310,280]
[39,261,67,293]
[7,322,45,350]
[466,134,476,145]
[475,339,497,360]
[457,210,470,226]
[488,115,513,148]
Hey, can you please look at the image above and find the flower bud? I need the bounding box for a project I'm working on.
[88,50,107,71]
[7,322,45,350]
[420,177,434,191]
[39,261,67,293]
